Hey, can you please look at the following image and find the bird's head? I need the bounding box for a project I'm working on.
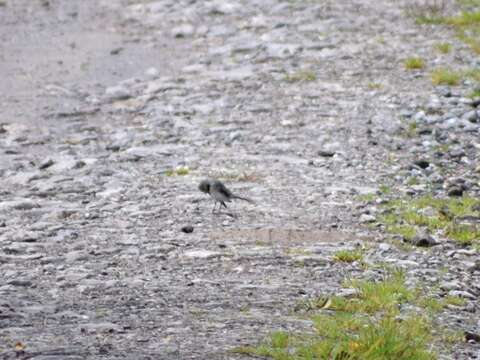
[198,179,211,194]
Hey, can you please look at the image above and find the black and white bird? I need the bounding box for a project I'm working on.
[198,178,253,212]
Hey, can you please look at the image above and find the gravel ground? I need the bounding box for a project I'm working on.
[1,0,479,359]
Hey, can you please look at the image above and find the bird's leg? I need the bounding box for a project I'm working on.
[212,201,217,213]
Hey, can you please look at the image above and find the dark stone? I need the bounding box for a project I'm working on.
[411,231,437,247]
[447,187,464,197]
[470,98,480,108]
[73,160,86,169]
[106,144,120,152]
[110,47,124,55]
[418,128,432,135]
[449,149,465,158]
[414,159,430,169]
[39,159,55,170]
[181,225,194,233]
[465,331,480,343]
[7,279,33,287]
[317,150,335,157]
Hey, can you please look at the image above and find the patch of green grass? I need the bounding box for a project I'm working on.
[418,295,467,312]
[230,345,257,355]
[469,88,480,98]
[357,193,377,202]
[445,224,480,245]
[415,14,446,24]
[407,176,420,186]
[333,249,363,263]
[441,329,465,344]
[405,57,426,70]
[332,271,414,314]
[379,184,392,195]
[240,314,434,360]
[464,67,480,81]
[254,240,269,246]
[387,225,417,241]
[435,42,452,53]
[367,82,383,90]
[375,35,386,44]
[447,11,480,26]
[409,1,447,26]
[434,143,451,153]
[443,295,467,307]
[399,122,419,139]
[458,0,480,7]
[431,68,461,86]
[409,1,480,55]
[284,69,317,82]
[458,31,480,54]
[285,247,312,256]
[418,296,444,313]
[379,195,480,246]
[240,271,438,360]
[445,5,480,54]
[293,297,332,313]
[165,166,190,176]
[311,314,433,360]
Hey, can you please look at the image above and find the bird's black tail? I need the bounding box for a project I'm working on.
[232,195,254,204]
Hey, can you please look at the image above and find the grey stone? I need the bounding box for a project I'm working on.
[442,117,460,129]
[462,110,478,123]
[183,250,222,259]
[7,279,33,287]
[359,214,376,223]
[80,322,123,334]
[39,158,55,170]
[378,243,391,252]
[145,67,159,79]
[105,85,132,100]
[65,251,89,263]
[440,281,461,291]
[0,200,40,211]
[207,1,240,15]
[413,111,426,122]
[211,66,254,81]
[447,290,476,300]
[318,150,335,157]
[264,43,302,59]
[171,24,195,38]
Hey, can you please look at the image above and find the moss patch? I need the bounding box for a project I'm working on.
[435,42,452,53]
[333,249,364,263]
[431,68,462,86]
[165,166,190,176]
[405,57,426,70]
[379,195,480,245]
[233,271,461,360]
[284,69,317,82]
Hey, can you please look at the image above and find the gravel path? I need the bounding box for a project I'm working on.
[1,0,479,359]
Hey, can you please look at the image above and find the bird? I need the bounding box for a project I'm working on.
[198,178,254,213]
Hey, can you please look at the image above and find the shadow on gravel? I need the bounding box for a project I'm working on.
[211,229,365,245]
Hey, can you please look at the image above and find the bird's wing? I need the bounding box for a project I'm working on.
[214,180,233,197]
